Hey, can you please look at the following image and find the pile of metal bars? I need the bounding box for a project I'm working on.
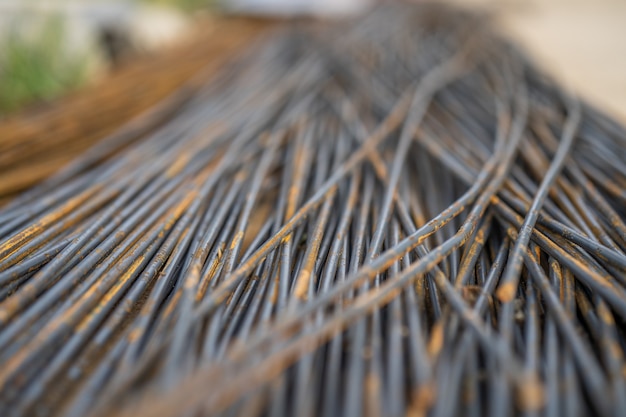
[1,4,625,417]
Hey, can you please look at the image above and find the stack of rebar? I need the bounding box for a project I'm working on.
[1,4,625,417]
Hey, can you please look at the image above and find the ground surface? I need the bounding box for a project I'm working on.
[453,0,626,121]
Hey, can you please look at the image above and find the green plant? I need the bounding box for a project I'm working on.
[0,16,90,114]
[141,0,216,12]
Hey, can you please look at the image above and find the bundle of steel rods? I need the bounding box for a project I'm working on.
[1,4,626,417]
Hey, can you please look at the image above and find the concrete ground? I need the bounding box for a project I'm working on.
[451,0,626,121]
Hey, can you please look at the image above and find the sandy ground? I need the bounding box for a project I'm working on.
[450,0,626,121]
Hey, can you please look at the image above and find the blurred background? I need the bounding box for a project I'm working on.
[0,0,624,118]
[0,0,624,202]
[450,0,626,121]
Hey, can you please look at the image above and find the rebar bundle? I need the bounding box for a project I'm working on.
[1,4,626,417]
